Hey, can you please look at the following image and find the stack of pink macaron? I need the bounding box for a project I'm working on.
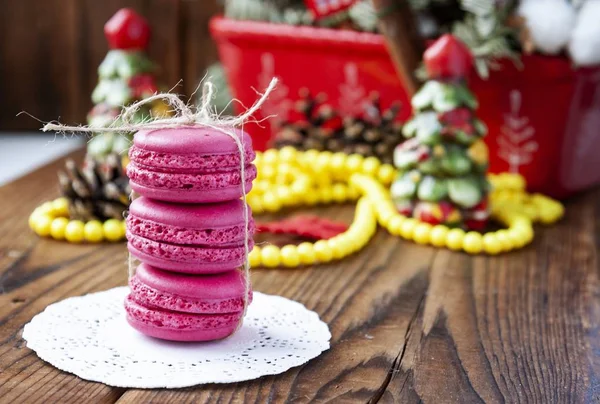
[124,126,256,342]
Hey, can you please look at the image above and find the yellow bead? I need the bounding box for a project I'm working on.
[507,228,527,248]
[51,197,70,217]
[262,192,282,212]
[65,220,85,243]
[303,149,320,165]
[327,238,345,259]
[361,157,381,177]
[33,215,53,237]
[329,152,347,174]
[430,225,449,247]
[332,184,347,203]
[249,246,262,268]
[400,219,417,239]
[262,149,279,165]
[319,188,333,204]
[84,220,105,243]
[261,245,281,268]
[248,195,264,214]
[291,179,309,197]
[388,216,404,236]
[38,201,54,215]
[278,146,297,162]
[29,212,41,230]
[50,217,69,240]
[259,165,276,180]
[413,223,432,245]
[316,152,332,171]
[378,209,394,227]
[377,165,396,185]
[103,219,124,242]
[297,242,317,265]
[346,184,360,200]
[303,190,319,206]
[280,245,301,267]
[253,151,263,167]
[463,231,484,254]
[314,240,333,263]
[345,154,364,173]
[483,233,502,255]
[495,230,513,252]
[275,186,294,206]
[446,228,465,251]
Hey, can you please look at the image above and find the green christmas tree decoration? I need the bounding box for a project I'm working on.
[391,34,490,231]
[87,8,170,161]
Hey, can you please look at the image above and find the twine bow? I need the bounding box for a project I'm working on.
[44,78,278,328]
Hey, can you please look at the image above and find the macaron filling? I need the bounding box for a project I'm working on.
[125,296,242,330]
[127,163,257,191]
[127,231,253,263]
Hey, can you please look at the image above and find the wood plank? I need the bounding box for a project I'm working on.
[0,0,82,130]
[0,0,206,131]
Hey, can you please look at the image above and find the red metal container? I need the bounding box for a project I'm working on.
[210,17,600,198]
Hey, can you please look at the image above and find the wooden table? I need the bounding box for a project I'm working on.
[1,150,599,403]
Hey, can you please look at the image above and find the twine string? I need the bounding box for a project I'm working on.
[44,78,278,328]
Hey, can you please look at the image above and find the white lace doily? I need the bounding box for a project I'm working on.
[23,287,330,388]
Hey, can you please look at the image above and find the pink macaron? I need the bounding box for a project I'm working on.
[127,126,256,203]
[125,264,252,342]
[127,197,254,273]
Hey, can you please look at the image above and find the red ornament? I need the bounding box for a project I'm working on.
[128,74,158,99]
[413,201,462,226]
[439,107,472,125]
[464,198,489,231]
[304,0,358,19]
[423,34,473,80]
[104,8,151,50]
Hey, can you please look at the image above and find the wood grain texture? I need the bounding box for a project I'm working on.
[0,0,220,131]
[0,151,599,403]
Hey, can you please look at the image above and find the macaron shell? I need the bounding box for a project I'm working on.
[136,263,248,299]
[126,316,239,342]
[133,126,252,155]
[127,214,254,246]
[129,276,251,314]
[125,296,241,342]
[127,197,254,246]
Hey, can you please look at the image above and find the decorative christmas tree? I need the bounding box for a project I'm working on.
[391,34,490,231]
[87,8,169,160]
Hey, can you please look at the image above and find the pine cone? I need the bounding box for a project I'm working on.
[274,90,405,164]
[58,154,131,221]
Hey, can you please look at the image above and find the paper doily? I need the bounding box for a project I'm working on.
[23,287,331,388]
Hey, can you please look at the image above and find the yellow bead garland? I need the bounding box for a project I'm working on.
[247,147,564,265]
[29,197,126,243]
